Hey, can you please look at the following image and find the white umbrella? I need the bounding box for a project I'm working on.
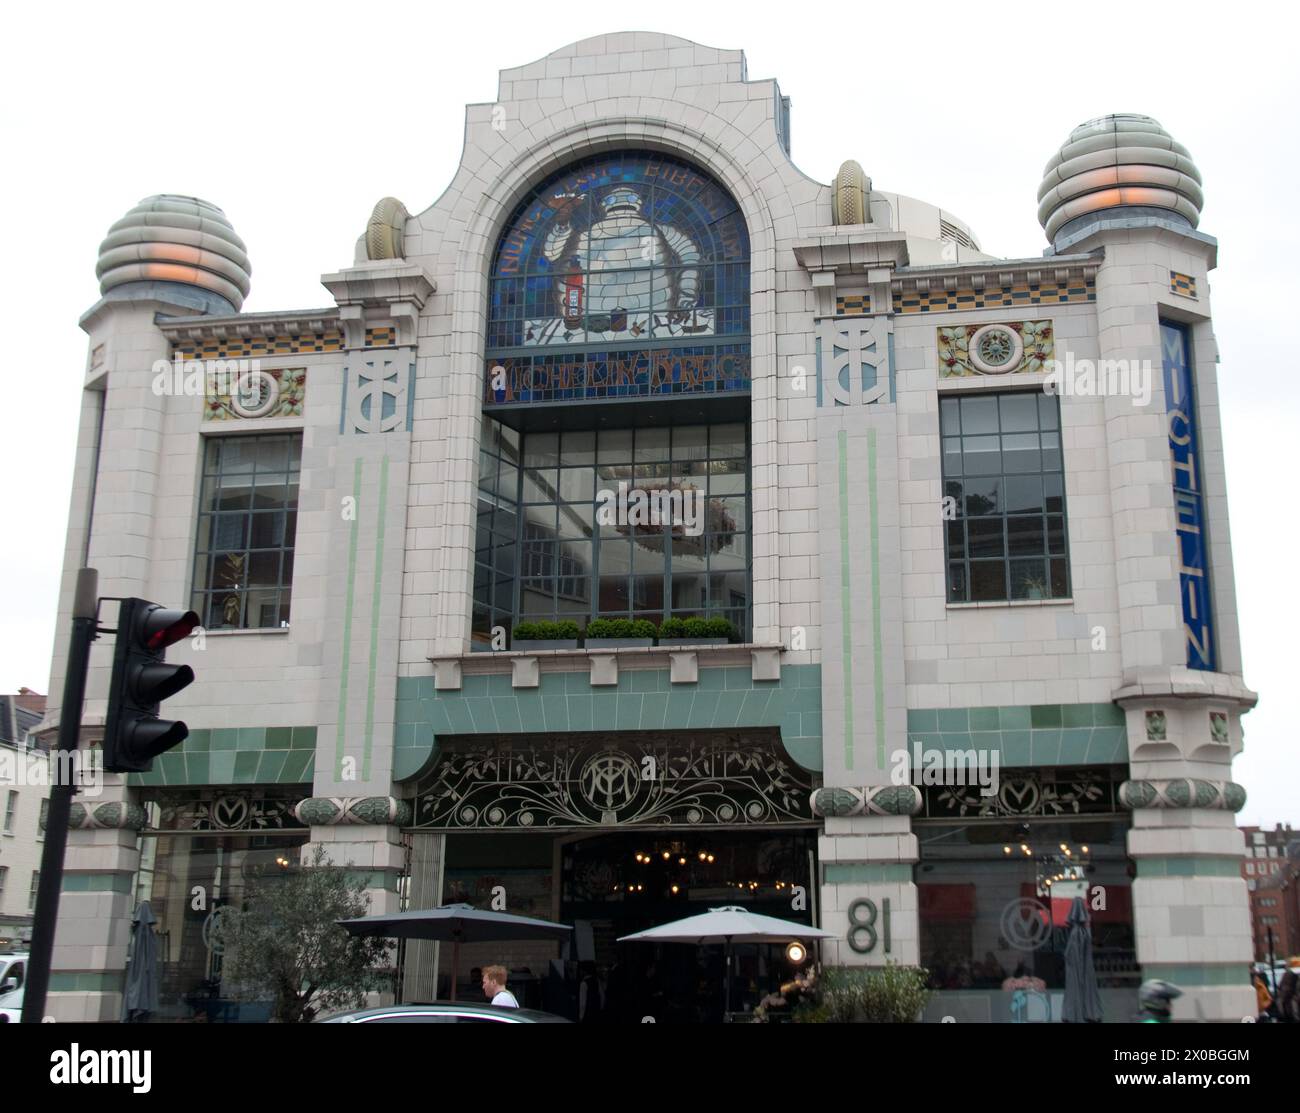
[618,906,835,1017]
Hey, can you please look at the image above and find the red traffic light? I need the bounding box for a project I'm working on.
[141,608,200,651]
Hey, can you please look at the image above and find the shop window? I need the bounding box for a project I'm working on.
[192,434,301,629]
[916,818,1137,1022]
[941,391,1071,602]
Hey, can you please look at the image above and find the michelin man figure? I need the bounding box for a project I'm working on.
[541,187,702,338]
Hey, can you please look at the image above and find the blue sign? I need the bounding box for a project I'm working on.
[1161,321,1215,671]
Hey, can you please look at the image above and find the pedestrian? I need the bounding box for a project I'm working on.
[482,964,519,1008]
[1253,972,1274,1021]
[1279,958,1300,1023]
[1137,978,1181,1023]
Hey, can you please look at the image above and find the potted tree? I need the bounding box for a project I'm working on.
[658,616,736,647]
[511,620,581,651]
[583,617,657,648]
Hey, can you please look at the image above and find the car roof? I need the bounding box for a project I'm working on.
[320,1002,570,1023]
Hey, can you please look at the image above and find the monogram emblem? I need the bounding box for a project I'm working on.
[579,751,639,818]
[344,354,412,434]
[818,319,889,407]
[1000,898,1052,951]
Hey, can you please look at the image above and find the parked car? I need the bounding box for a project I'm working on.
[0,953,28,1020]
[0,986,21,1023]
[318,1002,569,1024]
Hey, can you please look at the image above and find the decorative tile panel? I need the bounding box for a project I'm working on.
[204,366,305,421]
[895,277,1094,314]
[835,293,872,316]
[175,332,344,360]
[1169,271,1197,298]
[937,320,1053,378]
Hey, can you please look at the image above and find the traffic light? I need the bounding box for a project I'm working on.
[103,599,199,773]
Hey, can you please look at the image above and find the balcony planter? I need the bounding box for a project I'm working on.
[584,618,657,649]
[511,621,580,652]
[657,617,736,647]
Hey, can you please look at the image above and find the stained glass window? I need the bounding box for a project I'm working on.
[485,151,750,406]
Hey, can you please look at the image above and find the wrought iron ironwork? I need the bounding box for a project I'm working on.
[919,767,1121,819]
[143,789,307,832]
[413,730,815,829]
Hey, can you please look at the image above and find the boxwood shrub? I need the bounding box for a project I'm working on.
[585,617,658,640]
[511,620,580,641]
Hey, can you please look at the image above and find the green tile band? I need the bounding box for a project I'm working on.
[824,863,913,884]
[393,666,824,780]
[61,872,134,894]
[1135,856,1244,878]
[335,457,363,779]
[1139,964,1251,987]
[869,427,884,769]
[49,972,126,993]
[839,428,855,772]
[904,704,1127,767]
[363,454,390,781]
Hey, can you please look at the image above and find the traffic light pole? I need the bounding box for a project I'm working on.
[22,568,98,1023]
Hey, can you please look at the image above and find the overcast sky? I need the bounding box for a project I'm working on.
[1,2,1294,825]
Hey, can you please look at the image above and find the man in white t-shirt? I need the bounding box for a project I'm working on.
[482,965,519,1008]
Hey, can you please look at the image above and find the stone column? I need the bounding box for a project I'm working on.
[807,285,920,967]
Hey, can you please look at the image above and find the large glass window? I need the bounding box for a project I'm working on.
[941,391,1070,603]
[192,434,301,629]
[473,419,750,645]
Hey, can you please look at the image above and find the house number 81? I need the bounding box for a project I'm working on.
[847,898,891,954]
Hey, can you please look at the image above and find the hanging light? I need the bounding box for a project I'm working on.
[671,884,680,894]
[698,851,708,862]
[785,941,807,966]
[707,854,715,863]
[662,851,671,861]
[1003,846,1012,855]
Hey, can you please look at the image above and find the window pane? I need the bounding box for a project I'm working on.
[557,468,593,502]
[969,561,1007,601]
[968,519,1005,558]
[947,561,967,602]
[1003,476,1044,516]
[945,521,966,559]
[999,393,1038,432]
[963,477,1000,516]
[1038,393,1060,430]
[560,430,595,465]
[960,396,999,435]
[940,397,961,436]
[1009,558,1048,600]
[523,433,560,467]
[1001,433,1041,474]
[962,436,1001,475]
[1007,516,1045,556]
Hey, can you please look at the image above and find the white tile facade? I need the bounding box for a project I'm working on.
[37,34,1256,1022]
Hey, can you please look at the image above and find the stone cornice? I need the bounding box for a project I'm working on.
[320,260,436,311]
[1113,668,1258,710]
[791,229,910,275]
[891,252,1101,298]
[156,307,340,343]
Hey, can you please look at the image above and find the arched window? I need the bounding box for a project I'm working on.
[474,151,751,647]
[485,150,750,404]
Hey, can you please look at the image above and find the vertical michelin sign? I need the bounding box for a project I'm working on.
[1161,321,1215,671]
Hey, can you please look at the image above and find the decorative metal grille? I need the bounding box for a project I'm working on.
[143,789,307,832]
[919,767,1122,819]
[413,730,814,829]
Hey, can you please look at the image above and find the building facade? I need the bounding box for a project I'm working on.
[1240,824,1299,962]
[40,32,1258,1022]
[0,689,49,949]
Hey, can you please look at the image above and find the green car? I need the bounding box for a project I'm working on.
[319,1002,569,1024]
